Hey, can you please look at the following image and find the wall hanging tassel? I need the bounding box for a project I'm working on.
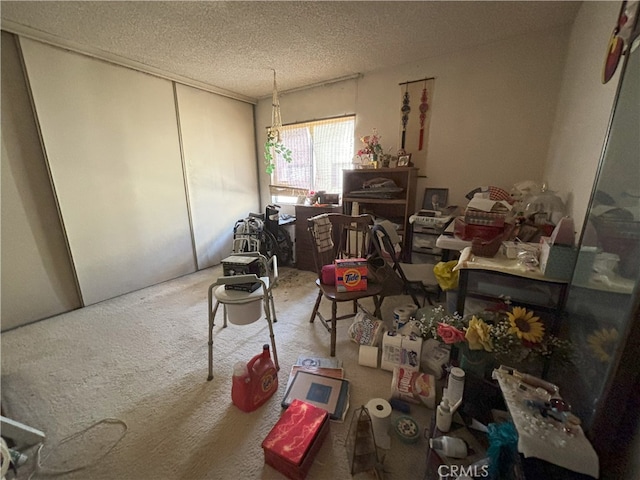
[400,84,411,150]
[418,79,429,151]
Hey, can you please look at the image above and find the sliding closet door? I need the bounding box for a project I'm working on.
[19,38,195,305]
[1,32,80,329]
[176,84,259,269]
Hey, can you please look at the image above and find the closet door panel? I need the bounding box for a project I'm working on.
[1,33,81,329]
[176,84,259,268]
[19,38,195,305]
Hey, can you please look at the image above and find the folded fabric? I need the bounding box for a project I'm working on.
[313,214,334,252]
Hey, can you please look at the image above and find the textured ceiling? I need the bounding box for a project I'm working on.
[1,1,581,102]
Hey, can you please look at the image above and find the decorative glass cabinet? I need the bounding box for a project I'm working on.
[548,22,640,475]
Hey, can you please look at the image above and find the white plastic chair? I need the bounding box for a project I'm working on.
[207,252,279,380]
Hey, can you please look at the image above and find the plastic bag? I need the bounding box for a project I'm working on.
[433,260,459,291]
[348,311,385,346]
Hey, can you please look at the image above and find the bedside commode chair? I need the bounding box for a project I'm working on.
[207,252,279,380]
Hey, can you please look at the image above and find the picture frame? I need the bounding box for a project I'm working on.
[397,154,411,167]
[423,188,449,211]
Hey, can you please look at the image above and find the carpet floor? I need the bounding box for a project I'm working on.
[1,266,435,480]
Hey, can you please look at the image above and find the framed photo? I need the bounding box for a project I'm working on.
[423,188,449,211]
[397,154,411,167]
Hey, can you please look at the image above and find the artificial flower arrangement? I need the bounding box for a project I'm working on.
[416,302,573,370]
[586,326,618,363]
[357,128,385,158]
[306,190,318,205]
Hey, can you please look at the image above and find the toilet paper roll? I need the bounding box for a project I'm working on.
[394,304,418,333]
[394,304,418,316]
[366,398,392,450]
[359,345,379,368]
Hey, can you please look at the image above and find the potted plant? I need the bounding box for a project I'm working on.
[264,128,292,175]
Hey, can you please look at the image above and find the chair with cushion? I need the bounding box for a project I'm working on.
[307,213,383,357]
[371,220,438,307]
[207,252,278,380]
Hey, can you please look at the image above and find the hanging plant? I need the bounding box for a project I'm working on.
[264,70,293,175]
[264,128,293,175]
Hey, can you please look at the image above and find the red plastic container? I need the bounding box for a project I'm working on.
[262,399,330,480]
[232,344,278,412]
[454,217,504,241]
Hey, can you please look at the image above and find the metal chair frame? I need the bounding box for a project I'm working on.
[371,223,437,307]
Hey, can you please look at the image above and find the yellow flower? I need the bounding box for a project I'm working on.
[587,328,619,363]
[465,316,493,352]
[507,307,544,343]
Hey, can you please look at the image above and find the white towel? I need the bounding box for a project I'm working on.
[313,215,334,252]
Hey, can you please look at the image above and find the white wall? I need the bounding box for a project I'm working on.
[257,7,622,243]
[544,1,623,236]
[257,26,570,212]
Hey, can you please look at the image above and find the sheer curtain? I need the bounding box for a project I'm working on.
[271,116,355,196]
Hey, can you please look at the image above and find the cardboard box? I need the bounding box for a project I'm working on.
[222,255,262,292]
[334,258,368,292]
[262,399,330,480]
[539,237,578,281]
[421,338,451,379]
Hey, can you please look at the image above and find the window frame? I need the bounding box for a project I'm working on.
[268,115,355,204]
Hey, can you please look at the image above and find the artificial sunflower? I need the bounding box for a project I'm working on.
[587,327,619,363]
[507,306,544,343]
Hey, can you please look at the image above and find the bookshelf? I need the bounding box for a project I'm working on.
[342,167,418,254]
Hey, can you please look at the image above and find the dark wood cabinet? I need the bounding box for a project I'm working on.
[294,204,342,272]
[342,167,418,253]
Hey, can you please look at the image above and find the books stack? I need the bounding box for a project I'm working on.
[282,355,350,421]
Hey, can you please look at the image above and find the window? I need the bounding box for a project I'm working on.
[270,116,355,203]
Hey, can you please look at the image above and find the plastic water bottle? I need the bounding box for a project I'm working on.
[436,397,453,433]
[446,367,465,407]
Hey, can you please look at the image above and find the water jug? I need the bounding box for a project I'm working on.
[232,344,278,412]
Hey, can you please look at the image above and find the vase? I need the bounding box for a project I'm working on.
[459,345,494,380]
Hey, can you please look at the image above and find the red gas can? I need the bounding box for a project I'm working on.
[232,344,278,412]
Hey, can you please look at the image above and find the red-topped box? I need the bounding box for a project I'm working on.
[262,399,330,480]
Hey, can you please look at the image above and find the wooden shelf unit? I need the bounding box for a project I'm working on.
[342,167,418,253]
